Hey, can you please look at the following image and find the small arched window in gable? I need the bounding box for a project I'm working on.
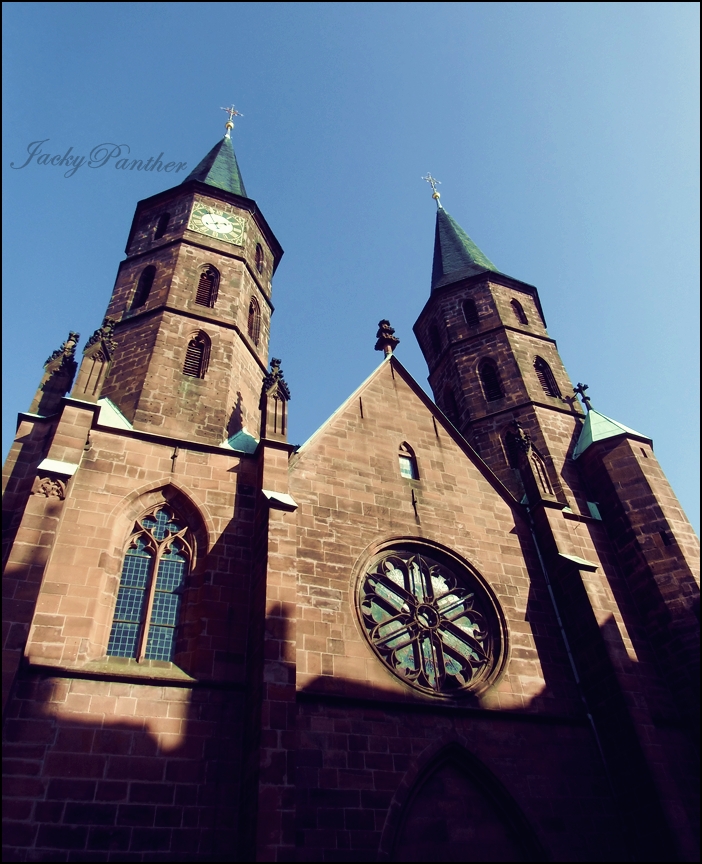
[248,297,261,345]
[154,212,171,239]
[255,243,264,274]
[463,299,479,328]
[534,357,561,398]
[195,265,219,307]
[183,331,210,378]
[107,506,192,662]
[398,442,419,480]
[429,324,442,357]
[479,360,504,402]
[131,265,156,310]
[511,299,528,325]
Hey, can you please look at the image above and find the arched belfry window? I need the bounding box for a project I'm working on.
[534,356,561,398]
[255,243,264,274]
[107,506,192,662]
[479,360,504,402]
[511,299,528,325]
[429,324,442,357]
[131,265,156,310]
[463,299,479,328]
[195,265,219,307]
[183,331,210,378]
[248,297,261,345]
[154,212,171,239]
[398,442,419,480]
[443,386,460,425]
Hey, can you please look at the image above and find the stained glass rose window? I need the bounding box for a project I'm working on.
[358,548,503,696]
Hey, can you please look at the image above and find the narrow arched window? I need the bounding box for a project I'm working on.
[463,299,479,328]
[444,386,460,424]
[429,324,442,357]
[107,506,192,662]
[511,299,528,325]
[534,357,561,397]
[248,297,261,345]
[195,265,219,307]
[479,360,504,402]
[398,442,419,480]
[131,265,156,310]
[154,212,171,239]
[255,243,264,274]
[183,332,210,378]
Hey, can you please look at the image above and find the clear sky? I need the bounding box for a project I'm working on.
[2,2,699,532]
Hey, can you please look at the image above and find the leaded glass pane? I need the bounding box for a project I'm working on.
[142,508,184,541]
[358,550,497,697]
[399,456,414,479]
[106,622,140,657]
[144,625,175,661]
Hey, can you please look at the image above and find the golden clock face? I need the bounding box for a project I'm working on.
[188,203,246,246]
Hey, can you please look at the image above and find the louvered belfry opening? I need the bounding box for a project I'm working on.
[154,212,170,239]
[195,266,219,307]
[248,297,261,345]
[131,265,156,310]
[183,332,209,379]
[480,361,504,402]
[463,299,479,328]
[511,299,528,325]
[429,324,442,357]
[534,357,561,398]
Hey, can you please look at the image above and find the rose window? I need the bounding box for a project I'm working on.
[358,549,500,696]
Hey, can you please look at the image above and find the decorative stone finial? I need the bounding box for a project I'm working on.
[422,173,443,209]
[221,104,243,139]
[83,317,117,356]
[44,331,80,369]
[374,320,400,357]
[262,358,291,401]
[573,382,592,412]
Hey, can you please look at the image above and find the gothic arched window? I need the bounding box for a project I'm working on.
[511,299,528,325]
[154,212,171,239]
[357,545,504,697]
[255,243,264,274]
[398,442,419,480]
[131,265,156,310]
[107,506,192,662]
[463,299,479,328]
[534,357,561,398]
[183,331,210,378]
[195,265,219,308]
[248,297,261,345]
[479,360,504,402]
[429,324,442,357]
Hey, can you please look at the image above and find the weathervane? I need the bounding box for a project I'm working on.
[221,105,243,138]
[573,382,592,412]
[422,173,443,209]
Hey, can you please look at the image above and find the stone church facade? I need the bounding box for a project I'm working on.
[2,128,699,862]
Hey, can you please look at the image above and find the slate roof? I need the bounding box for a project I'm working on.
[182,135,247,197]
[572,408,651,460]
[431,207,498,292]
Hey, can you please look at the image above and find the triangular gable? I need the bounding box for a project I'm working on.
[291,356,519,508]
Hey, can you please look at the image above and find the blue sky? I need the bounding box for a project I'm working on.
[2,2,699,531]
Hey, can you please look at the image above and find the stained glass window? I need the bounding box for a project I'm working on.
[358,549,500,697]
[107,506,191,662]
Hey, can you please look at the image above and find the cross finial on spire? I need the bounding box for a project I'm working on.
[573,382,592,412]
[221,104,243,138]
[422,173,443,209]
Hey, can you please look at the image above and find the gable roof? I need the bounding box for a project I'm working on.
[291,355,520,508]
[572,408,651,460]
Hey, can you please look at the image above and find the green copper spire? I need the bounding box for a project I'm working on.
[572,408,651,460]
[431,207,498,292]
[182,134,247,197]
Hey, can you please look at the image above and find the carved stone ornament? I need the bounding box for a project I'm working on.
[32,475,66,500]
[357,547,505,698]
[261,358,291,401]
[374,319,400,356]
[83,317,118,357]
[44,331,80,369]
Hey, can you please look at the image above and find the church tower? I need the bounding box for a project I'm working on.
[413,182,587,512]
[93,111,282,444]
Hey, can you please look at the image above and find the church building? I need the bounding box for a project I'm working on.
[2,118,699,862]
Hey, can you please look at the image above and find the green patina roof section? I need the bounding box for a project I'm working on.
[431,208,498,291]
[572,408,650,460]
[182,135,247,196]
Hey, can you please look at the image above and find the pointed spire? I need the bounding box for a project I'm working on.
[431,207,498,292]
[182,134,247,197]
